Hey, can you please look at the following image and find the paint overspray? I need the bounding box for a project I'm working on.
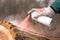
[17,15,37,34]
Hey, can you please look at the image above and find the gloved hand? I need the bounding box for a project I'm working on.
[28,7,55,21]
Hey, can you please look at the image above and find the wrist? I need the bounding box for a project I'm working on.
[44,7,55,17]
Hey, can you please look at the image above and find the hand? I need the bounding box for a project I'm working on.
[28,7,55,21]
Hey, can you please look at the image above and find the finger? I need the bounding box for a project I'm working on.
[28,8,38,15]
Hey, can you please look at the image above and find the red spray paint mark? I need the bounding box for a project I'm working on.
[17,15,36,33]
[18,15,31,30]
[17,15,45,35]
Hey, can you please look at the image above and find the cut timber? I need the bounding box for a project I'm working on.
[0,20,15,40]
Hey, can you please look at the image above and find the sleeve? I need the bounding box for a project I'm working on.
[50,0,60,13]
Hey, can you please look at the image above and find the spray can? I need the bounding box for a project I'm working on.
[31,11,53,27]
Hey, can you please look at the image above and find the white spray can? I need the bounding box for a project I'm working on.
[31,11,53,26]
